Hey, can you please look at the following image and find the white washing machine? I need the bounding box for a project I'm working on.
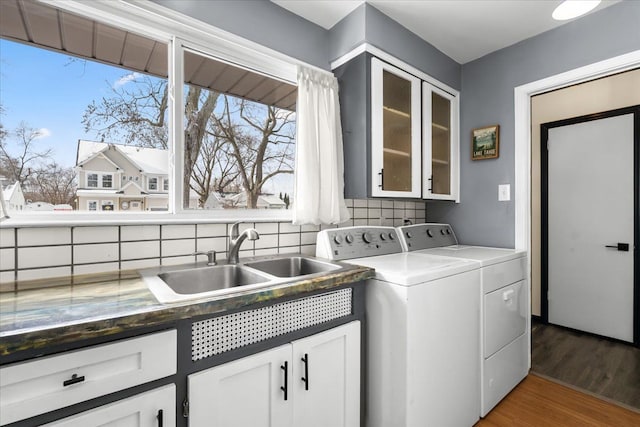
[317,226,482,427]
[397,223,529,417]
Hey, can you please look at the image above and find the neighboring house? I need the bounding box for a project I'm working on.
[75,140,170,212]
[227,192,287,209]
[0,177,25,212]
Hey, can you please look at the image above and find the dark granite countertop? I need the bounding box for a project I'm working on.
[0,257,374,358]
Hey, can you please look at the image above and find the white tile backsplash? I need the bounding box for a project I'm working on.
[18,227,71,246]
[73,226,119,244]
[279,233,300,247]
[18,246,71,269]
[74,262,120,275]
[279,222,301,233]
[17,266,71,282]
[254,234,279,250]
[0,229,15,248]
[162,239,196,257]
[74,243,119,264]
[1,248,15,271]
[162,255,196,266]
[353,199,367,208]
[121,258,161,271]
[197,223,228,237]
[196,237,227,253]
[121,225,160,241]
[162,224,196,239]
[254,222,279,234]
[121,240,160,260]
[301,232,316,245]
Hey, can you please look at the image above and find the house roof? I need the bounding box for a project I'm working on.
[2,181,21,202]
[76,140,168,175]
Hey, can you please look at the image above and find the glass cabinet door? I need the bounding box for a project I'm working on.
[371,58,421,198]
[423,82,459,201]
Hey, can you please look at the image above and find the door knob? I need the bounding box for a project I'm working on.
[605,243,629,252]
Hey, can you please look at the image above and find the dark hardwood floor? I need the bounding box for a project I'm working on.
[531,320,640,409]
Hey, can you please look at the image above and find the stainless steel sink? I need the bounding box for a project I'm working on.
[158,265,271,295]
[244,257,340,278]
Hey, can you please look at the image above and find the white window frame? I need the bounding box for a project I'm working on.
[4,0,329,225]
[85,172,114,189]
[148,177,158,191]
[87,200,98,211]
[86,173,99,188]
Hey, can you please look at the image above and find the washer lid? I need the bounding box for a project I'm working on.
[415,246,526,266]
[343,252,480,286]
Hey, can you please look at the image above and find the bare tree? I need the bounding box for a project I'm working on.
[26,163,77,205]
[212,96,295,208]
[82,76,169,149]
[0,122,52,185]
[191,129,239,207]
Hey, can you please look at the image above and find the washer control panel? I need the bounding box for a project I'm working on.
[316,226,402,260]
[397,223,457,251]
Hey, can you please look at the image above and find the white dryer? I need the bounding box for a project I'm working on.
[397,223,529,417]
[317,226,482,427]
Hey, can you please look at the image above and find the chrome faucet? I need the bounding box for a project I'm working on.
[193,250,217,266]
[228,222,260,264]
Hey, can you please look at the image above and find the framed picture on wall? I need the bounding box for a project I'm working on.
[471,125,500,160]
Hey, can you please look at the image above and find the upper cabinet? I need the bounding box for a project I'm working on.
[371,58,422,198]
[335,52,460,202]
[423,83,459,201]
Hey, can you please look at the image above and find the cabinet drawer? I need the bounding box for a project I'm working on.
[482,257,526,293]
[44,384,175,427]
[0,329,176,425]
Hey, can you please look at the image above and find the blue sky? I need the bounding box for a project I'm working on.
[1,39,136,167]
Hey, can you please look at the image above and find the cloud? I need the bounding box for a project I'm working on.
[113,72,142,88]
[34,128,51,139]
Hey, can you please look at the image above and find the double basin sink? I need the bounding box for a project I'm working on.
[143,256,343,303]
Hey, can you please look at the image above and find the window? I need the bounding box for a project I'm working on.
[102,174,113,188]
[0,0,297,219]
[87,174,98,188]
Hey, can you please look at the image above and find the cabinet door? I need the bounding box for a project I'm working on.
[423,82,459,201]
[291,321,360,427]
[43,384,175,427]
[371,58,422,198]
[188,345,292,427]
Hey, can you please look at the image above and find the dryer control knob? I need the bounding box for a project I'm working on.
[446,229,451,235]
[362,232,373,243]
[389,232,396,240]
[333,235,343,244]
[426,229,434,237]
[406,231,412,239]
[379,233,387,241]
[345,233,354,244]
[441,229,446,235]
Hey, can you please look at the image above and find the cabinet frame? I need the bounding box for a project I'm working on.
[423,82,460,201]
[371,58,422,198]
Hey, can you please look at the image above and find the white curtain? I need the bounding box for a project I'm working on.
[293,66,350,225]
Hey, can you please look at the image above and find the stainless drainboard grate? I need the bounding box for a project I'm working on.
[191,288,352,361]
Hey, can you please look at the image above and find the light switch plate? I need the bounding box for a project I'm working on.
[498,184,510,201]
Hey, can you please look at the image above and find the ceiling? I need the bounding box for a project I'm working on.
[271,0,621,64]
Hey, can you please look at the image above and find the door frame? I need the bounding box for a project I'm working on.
[540,106,640,346]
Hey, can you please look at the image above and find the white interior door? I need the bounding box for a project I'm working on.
[547,113,634,342]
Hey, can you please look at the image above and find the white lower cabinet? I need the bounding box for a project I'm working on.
[44,384,176,427]
[188,321,360,427]
[0,329,177,426]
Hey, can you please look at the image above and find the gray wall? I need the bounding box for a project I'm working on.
[329,4,461,91]
[427,1,640,247]
[151,0,330,70]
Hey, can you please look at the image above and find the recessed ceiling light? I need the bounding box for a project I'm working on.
[552,0,601,21]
